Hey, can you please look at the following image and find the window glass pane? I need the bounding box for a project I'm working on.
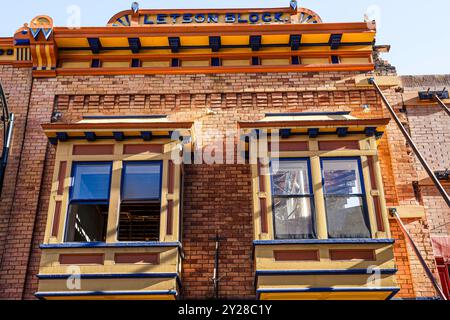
[122,162,162,201]
[273,197,315,239]
[71,163,112,201]
[322,159,362,195]
[65,204,108,242]
[119,203,161,241]
[324,196,371,238]
[272,160,310,195]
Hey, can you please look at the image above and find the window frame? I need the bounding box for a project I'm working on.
[64,161,113,242]
[120,160,164,204]
[118,160,164,243]
[269,157,316,240]
[320,156,372,239]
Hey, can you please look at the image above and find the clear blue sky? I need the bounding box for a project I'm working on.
[1,0,449,75]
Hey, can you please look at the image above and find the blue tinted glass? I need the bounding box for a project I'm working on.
[122,162,162,201]
[71,163,112,201]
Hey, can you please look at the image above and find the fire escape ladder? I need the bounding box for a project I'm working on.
[0,81,15,197]
[369,78,449,300]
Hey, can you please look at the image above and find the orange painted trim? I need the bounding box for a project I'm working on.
[0,37,14,46]
[53,22,375,38]
[274,250,320,261]
[11,61,33,68]
[238,118,391,129]
[53,63,375,77]
[72,145,115,156]
[32,69,57,78]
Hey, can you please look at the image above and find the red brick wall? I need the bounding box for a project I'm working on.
[182,164,254,299]
[389,219,415,298]
[400,75,450,298]
[0,65,33,299]
[0,70,426,299]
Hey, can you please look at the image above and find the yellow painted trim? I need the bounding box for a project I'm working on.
[44,294,176,301]
[181,59,210,67]
[100,37,130,48]
[36,44,43,70]
[61,61,91,69]
[102,61,130,68]
[340,57,370,64]
[261,58,290,66]
[341,33,375,43]
[361,155,378,237]
[372,154,391,238]
[142,60,171,68]
[45,45,52,69]
[221,59,251,66]
[221,35,249,46]
[310,155,328,239]
[55,38,89,47]
[301,34,330,44]
[259,291,392,300]
[250,135,391,242]
[302,57,330,65]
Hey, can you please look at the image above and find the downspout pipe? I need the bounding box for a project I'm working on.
[369,78,450,209]
[390,209,447,300]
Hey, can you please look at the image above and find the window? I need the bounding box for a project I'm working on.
[118,162,162,242]
[271,159,315,239]
[322,158,371,239]
[65,162,112,242]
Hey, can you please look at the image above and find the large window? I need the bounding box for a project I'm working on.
[322,158,371,239]
[271,159,315,239]
[65,162,112,242]
[118,161,162,242]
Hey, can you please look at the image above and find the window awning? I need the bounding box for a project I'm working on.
[41,118,194,145]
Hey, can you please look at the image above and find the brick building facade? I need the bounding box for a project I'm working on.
[0,3,448,300]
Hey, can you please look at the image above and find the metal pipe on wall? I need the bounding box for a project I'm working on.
[369,78,450,209]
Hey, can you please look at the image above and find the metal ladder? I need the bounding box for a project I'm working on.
[370,78,449,300]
